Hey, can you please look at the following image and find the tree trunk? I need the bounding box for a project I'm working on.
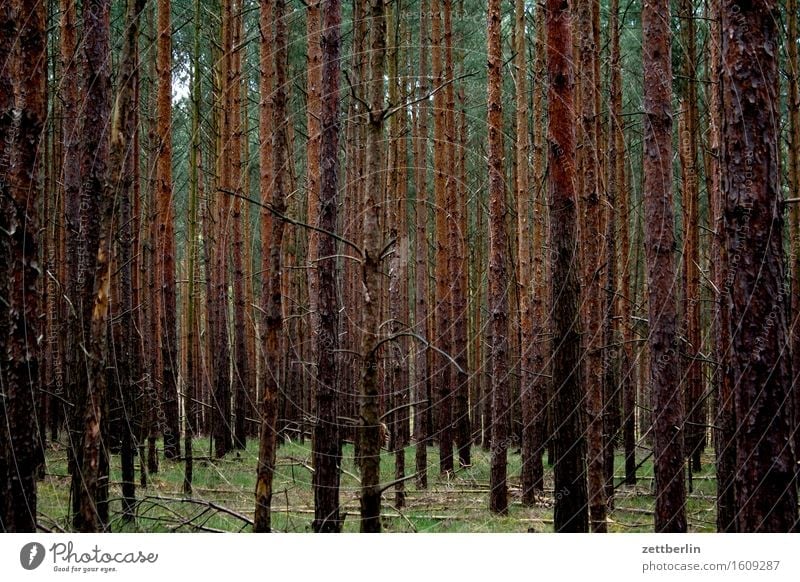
[311,0,343,533]
[487,0,510,515]
[156,0,180,460]
[111,0,145,518]
[642,0,686,533]
[679,0,703,473]
[254,0,288,533]
[413,0,430,491]
[546,0,589,533]
[707,0,735,533]
[575,0,607,534]
[719,0,798,533]
[358,0,387,533]
[0,0,46,532]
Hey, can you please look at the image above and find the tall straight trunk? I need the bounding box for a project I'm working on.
[719,0,798,532]
[74,0,114,532]
[156,0,180,460]
[515,0,539,505]
[0,0,46,532]
[254,0,287,533]
[487,0,510,515]
[413,0,430,490]
[430,0,453,473]
[185,0,203,495]
[358,0,387,533]
[575,0,606,533]
[60,0,89,518]
[529,4,547,496]
[443,0,470,470]
[311,0,343,533]
[306,0,322,366]
[602,29,620,511]
[610,0,634,486]
[111,0,145,519]
[231,0,249,450]
[642,0,686,533]
[787,0,800,480]
[546,0,589,533]
[213,0,232,458]
[679,0,703,473]
[707,0,734,532]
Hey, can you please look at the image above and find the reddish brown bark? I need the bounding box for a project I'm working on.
[719,0,798,533]
[0,0,46,532]
[487,0,510,515]
[413,0,430,490]
[156,0,180,460]
[311,0,343,533]
[642,0,686,533]
[254,0,287,533]
[547,0,589,533]
[357,0,387,533]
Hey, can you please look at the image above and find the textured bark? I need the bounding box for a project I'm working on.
[575,0,607,533]
[679,0,703,473]
[444,0,470,470]
[306,0,322,368]
[156,0,180,460]
[706,0,735,532]
[602,0,620,507]
[0,0,46,532]
[212,0,232,458]
[254,0,287,533]
[357,0,387,533]
[609,0,634,488]
[529,5,547,497]
[111,0,145,518]
[719,0,798,532]
[184,0,203,495]
[231,0,249,451]
[413,0,430,490]
[516,0,539,505]
[487,0,509,515]
[546,0,589,533]
[430,0,453,473]
[73,0,114,532]
[787,0,800,489]
[311,0,343,533]
[642,0,686,533]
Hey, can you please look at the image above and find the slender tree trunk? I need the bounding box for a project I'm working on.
[231,0,249,451]
[357,0,387,533]
[311,0,343,533]
[111,0,145,518]
[487,0,510,515]
[429,0,453,474]
[610,0,635,487]
[719,0,798,533]
[547,0,589,533]
[707,0,735,532]
[516,0,538,505]
[575,0,607,534]
[0,0,46,532]
[413,0,430,490]
[642,0,686,533]
[156,0,180,460]
[254,0,287,533]
[679,0,703,473]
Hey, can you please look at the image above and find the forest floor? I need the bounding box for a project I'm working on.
[37,439,717,533]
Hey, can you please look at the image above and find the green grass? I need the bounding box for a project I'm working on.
[37,439,717,533]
